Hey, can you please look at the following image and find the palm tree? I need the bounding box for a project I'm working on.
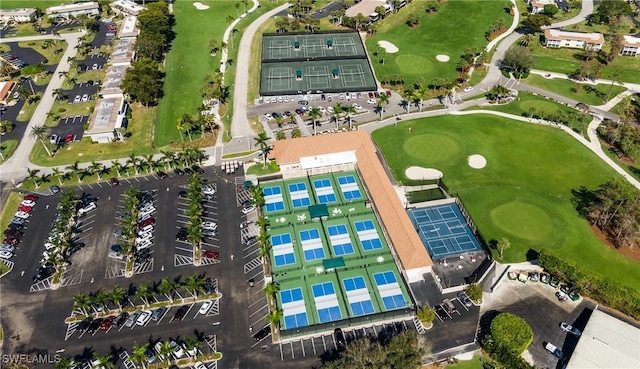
[93,353,114,369]
[157,341,173,362]
[135,283,153,307]
[30,125,53,157]
[343,105,356,130]
[65,161,82,183]
[265,308,283,328]
[254,132,271,168]
[73,292,92,316]
[110,285,126,309]
[332,103,343,128]
[255,216,269,232]
[131,342,149,369]
[307,107,321,134]
[184,273,205,298]
[157,278,175,303]
[182,336,201,357]
[26,168,41,188]
[143,154,155,173]
[160,150,176,170]
[126,154,139,175]
[51,167,64,185]
[177,113,193,142]
[55,357,76,369]
[111,160,123,177]
[89,160,104,180]
[92,289,108,312]
[378,93,389,120]
[263,282,280,307]
[235,2,241,17]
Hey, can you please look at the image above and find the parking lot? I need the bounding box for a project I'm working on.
[49,115,88,143]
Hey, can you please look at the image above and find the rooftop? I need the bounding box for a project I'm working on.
[111,0,145,15]
[545,29,605,44]
[110,37,136,65]
[99,65,127,96]
[622,35,640,47]
[46,2,99,14]
[119,15,138,38]
[86,96,125,135]
[269,131,433,272]
[0,8,36,16]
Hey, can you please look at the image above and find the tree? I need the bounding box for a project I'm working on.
[486,84,511,102]
[110,285,127,309]
[543,4,558,17]
[490,312,533,354]
[416,306,435,325]
[502,46,534,73]
[93,353,114,369]
[30,125,53,157]
[385,331,425,368]
[121,58,164,107]
[496,237,510,258]
[89,160,104,180]
[158,278,175,303]
[184,273,205,298]
[51,167,63,185]
[291,127,301,138]
[0,120,14,135]
[377,93,389,120]
[135,283,153,307]
[131,342,149,369]
[73,292,92,316]
[465,283,483,303]
[157,340,173,362]
[265,308,283,327]
[608,34,624,63]
[406,13,419,27]
[590,0,632,24]
[254,132,271,168]
[209,39,219,55]
[521,14,551,32]
[275,130,286,140]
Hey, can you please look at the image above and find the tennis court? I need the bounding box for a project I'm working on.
[313,177,338,204]
[262,32,367,62]
[373,271,409,311]
[263,185,287,214]
[337,174,362,201]
[408,204,482,260]
[280,287,310,329]
[312,281,343,323]
[342,275,376,316]
[272,232,295,267]
[288,182,312,209]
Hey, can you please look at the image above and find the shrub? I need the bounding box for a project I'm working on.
[481,335,535,369]
[465,283,483,302]
[417,306,435,324]
[490,312,533,355]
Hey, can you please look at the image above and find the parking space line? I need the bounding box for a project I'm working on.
[249,305,268,318]
[245,270,264,283]
[243,247,259,259]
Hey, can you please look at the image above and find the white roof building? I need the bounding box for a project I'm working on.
[46,2,99,19]
[530,0,557,14]
[566,309,640,369]
[86,96,127,143]
[544,29,604,51]
[621,35,640,57]
[110,0,145,16]
[0,8,37,23]
[119,15,139,38]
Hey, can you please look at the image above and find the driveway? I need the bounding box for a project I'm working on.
[480,277,591,368]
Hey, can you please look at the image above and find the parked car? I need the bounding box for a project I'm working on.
[544,342,564,359]
[19,200,36,208]
[78,202,96,215]
[100,316,116,331]
[241,205,256,214]
[23,194,39,201]
[170,341,184,359]
[151,307,167,321]
[114,312,129,327]
[0,250,14,259]
[202,250,219,259]
[18,205,33,213]
[199,300,213,315]
[201,222,217,231]
[87,319,102,334]
[157,171,168,179]
[73,95,81,103]
[555,291,568,302]
[334,328,346,348]
[560,322,581,336]
[33,266,54,282]
[172,305,189,321]
[3,237,19,246]
[125,311,142,328]
[14,211,30,219]
[49,185,60,194]
[174,168,185,176]
[194,362,207,369]
[136,310,152,326]
[253,325,271,341]
[192,165,205,174]
[109,177,120,186]
[457,292,473,307]
[10,217,25,225]
[81,94,89,102]
[138,217,155,228]
[7,223,24,231]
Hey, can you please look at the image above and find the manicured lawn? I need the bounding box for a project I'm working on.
[45,100,95,127]
[154,0,238,147]
[30,104,157,166]
[246,161,279,176]
[16,97,41,122]
[0,193,21,234]
[0,139,18,163]
[18,40,67,65]
[365,1,512,87]
[466,91,577,117]
[524,75,626,105]
[372,114,640,291]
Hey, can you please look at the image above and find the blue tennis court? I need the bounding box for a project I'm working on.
[288,182,311,208]
[354,220,383,251]
[337,175,362,201]
[263,186,285,213]
[327,224,354,256]
[272,233,295,267]
[300,228,325,261]
[343,276,376,316]
[373,271,407,311]
[312,282,343,323]
[280,288,309,329]
[408,203,482,259]
[313,179,337,204]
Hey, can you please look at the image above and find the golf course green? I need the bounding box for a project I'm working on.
[372,115,640,291]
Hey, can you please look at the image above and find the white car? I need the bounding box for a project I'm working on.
[463,86,474,92]
[184,344,197,357]
[14,211,30,219]
[560,322,582,336]
[78,202,96,215]
[327,106,334,113]
[0,244,15,253]
[318,106,326,114]
[135,238,152,251]
[170,341,184,359]
[367,99,376,105]
[136,310,152,326]
[264,113,273,121]
[0,251,13,259]
[202,185,216,195]
[138,207,156,217]
[139,224,154,234]
[199,300,213,315]
[352,103,363,111]
[338,93,346,100]
[21,200,36,207]
[73,95,81,103]
[241,205,256,214]
[44,242,59,251]
[263,97,270,103]
[81,94,89,102]
[136,234,153,244]
[201,222,217,231]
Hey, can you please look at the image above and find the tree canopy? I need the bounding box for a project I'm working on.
[521,14,551,32]
[490,312,533,354]
[589,0,632,24]
[121,58,164,106]
[502,46,534,73]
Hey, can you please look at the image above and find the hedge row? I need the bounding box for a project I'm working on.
[538,249,640,320]
[481,335,535,369]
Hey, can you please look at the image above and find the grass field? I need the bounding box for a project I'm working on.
[154,1,238,147]
[465,91,577,117]
[0,139,18,164]
[246,161,279,176]
[524,75,626,105]
[371,114,640,291]
[0,193,21,236]
[30,104,156,166]
[365,1,512,87]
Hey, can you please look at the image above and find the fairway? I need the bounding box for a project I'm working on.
[365,1,512,86]
[372,115,640,291]
[154,0,237,147]
[403,134,461,162]
[525,75,627,106]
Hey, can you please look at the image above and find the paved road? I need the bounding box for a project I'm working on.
[0,31,85,183]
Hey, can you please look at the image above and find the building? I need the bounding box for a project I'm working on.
[86,96,127,143]
[566,308,640,369]
[621,35,640,57]
[110,0,145,16]
[269,131,434,283]
[529,0,557,14]
[544,29,604,51]
[110,37,136,65]
[118,15,139,39]
[99,64,127,98]
[0,8,37,23]
[46,2,99,20]
[0,81,17,104]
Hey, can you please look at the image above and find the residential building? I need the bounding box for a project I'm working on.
[544,29,604,51]
[621,35,640,57]
[0,8,37,23]
[86,96,127,143]
[118,15,139,39]
[110,0,145,16]
[0,81,17,104]
[529,0,557,14]
[110,37,136,65]
[99,65,127,98]
[46,2,99,20]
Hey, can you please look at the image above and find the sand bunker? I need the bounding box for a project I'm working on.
[436,54,450,62]
[468,154,487,169]
[193,2,209,10]
[378,40,399,53]
[405,166,443,180]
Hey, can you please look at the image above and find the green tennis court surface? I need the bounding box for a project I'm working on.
[260,32,377,96]
[260,172,413,339]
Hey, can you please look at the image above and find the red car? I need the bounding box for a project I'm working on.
[100,315,116,331]
[18,206,33,213]
[23,194,38,201]
[138,217,155,229]
[203,250,219,259]
[3,237,19,246]
[65,134,74,143]
[386,91,392,97]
